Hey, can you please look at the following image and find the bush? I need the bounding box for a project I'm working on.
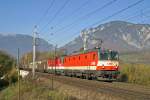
[0,80,9,90]
[118,73,128,82]
[7,68,18,83]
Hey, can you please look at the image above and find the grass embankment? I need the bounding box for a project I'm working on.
[0,79,76,100]
[119,62,150,86]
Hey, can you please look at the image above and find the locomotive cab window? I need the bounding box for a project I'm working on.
[99,51,119,60]
[110,51,119,60]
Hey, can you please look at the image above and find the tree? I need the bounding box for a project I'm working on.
[0,51,15,78]
[0,51,16,89]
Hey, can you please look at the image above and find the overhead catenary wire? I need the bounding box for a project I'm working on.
[38,0,90,39]
[37,0,90,47]
[33,0,55,51]
[39,0,117,47]
[120,8,150,21]
[75,0,144,33]
[54,0,118,34]
[37,0,55,26]
[125,9,150,21]
[58,0,144,46]
[40,0,70,32]
[89,0,144,28]
[53,0,91,28]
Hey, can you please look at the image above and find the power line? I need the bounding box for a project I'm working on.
[89,0,144,27]
[77,0,144,31]
[58,0,144,45]
[38,0,89,48]
[53,0,91,28]
[37,0,55,26]
[125,9,150,21]
[39,0,117,46]
[54,0,118,33]
[40,0,70,32]
[121,8,150,20]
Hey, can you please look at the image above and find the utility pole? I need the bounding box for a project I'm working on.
[54,44,57,75]
[32,25,37,79]
[17,48,20,100]
[81,28,103,50]
[51,44,57,90]
[81,29,89,51]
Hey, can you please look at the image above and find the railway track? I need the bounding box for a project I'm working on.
[35,72,150,100]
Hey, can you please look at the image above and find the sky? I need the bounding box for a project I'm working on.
[0,0,150,47]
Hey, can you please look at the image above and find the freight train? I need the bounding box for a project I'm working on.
[46,47,119,80]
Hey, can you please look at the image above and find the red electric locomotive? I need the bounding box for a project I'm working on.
[47,48,119,80]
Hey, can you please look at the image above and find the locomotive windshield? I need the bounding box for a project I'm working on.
[99,50,119,60]
[110,51,119,60]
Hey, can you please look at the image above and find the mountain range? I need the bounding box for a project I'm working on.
[0,21,150,57]
[61,21,150,54]
[0,34,53,57]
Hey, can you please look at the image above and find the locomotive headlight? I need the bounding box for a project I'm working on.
[102,64,105,69]
[115,65,118,69]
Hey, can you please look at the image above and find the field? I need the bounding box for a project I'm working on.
[119,50,150,86]
[119,62,150,86]
[120,50,150,64]
[0,78,76,100]
[0,74,127,100]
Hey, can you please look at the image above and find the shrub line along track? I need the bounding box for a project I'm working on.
[35,72,150,100]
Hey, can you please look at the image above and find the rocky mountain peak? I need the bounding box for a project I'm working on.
[61,21,150,53]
